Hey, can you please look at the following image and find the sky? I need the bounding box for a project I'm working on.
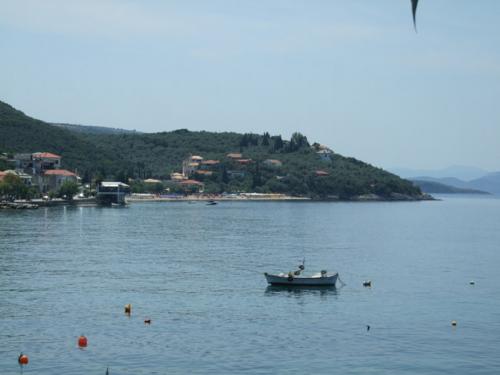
[1,0,500,171]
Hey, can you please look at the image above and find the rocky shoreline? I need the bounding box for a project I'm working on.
[1,193,434,209]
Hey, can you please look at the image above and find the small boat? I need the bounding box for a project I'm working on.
[206,200,217,206]
[264,260,338,286]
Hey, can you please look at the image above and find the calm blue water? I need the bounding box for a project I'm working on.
[1,196,500,374]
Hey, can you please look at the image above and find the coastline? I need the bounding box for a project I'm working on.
[125,192,435,203]
[1,193,435,209]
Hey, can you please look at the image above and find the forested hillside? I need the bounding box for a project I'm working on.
[1,100,424,199]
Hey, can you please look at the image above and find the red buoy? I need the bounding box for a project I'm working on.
[78,335,88,347]
[18,353,29,365]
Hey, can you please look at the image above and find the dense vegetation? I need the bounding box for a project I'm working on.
[0,101,119,175]
[0,100,423,199]
[0,174,37,200]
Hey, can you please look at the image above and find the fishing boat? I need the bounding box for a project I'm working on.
[264,260,338,286]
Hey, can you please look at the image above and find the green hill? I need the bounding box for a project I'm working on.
[0,101,123,175]
[0,100,425,200]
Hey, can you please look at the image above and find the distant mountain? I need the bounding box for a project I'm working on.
[390,166,489,181]
[467,172,500,195]
[411,176,470,189]
[52,123,140,135]
[411,179,489,195]
[410,174,500,195]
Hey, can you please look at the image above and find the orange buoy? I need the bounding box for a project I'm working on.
[78,335,88,347]
[18,353,29,365]
[124,304,132,315]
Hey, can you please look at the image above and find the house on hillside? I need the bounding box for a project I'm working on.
[200,160,220,170]
[263,159,283,168]
[32,152,62,174]
[226,153,243,159]
[182,155,204,177]
[0,170,33,186]
[11,152,80,192]
[195,170,213,177]
[170,172,186,181]
[14,153,33,172]
[144,178,162,184]
[180,179,204,193]
[43,169,79,191]
[316,147,334,161]
[236,159,252,165]
[315,170,329,177]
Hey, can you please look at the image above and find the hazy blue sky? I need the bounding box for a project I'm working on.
[1,1,500,170]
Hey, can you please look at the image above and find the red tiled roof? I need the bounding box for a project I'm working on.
[44,169,77,177]
[237,159,252,164]
[0,170,17,181]
[32,152,61,159]
[201,160,220,165]
[180,179,204,185]
[315,170,329,176]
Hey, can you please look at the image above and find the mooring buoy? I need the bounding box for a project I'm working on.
[18,353,29,365]
[78,335,88,347]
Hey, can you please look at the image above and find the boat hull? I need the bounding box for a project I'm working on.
[264,273,338,286]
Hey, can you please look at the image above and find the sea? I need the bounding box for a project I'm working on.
[1,195,500,374]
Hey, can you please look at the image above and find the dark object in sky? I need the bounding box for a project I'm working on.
[412,0,419,30]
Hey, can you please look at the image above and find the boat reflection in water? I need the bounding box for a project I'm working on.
[264,284,338,298]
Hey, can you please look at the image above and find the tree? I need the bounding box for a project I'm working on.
[221,166,229,184]
[272,135,284,151]
[252,162,262,189]
[262,132,270,146]
[287,132,310,152]
[0,174,28,200]
[58,180,79,200]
